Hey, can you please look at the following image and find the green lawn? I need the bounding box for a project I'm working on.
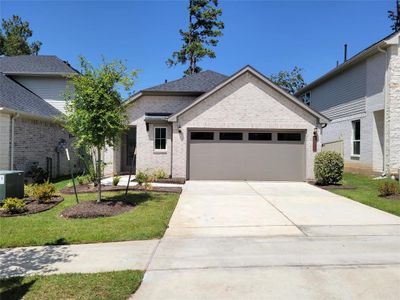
[330,173,400,217]
[0,187,179,248]
[0,270,144,300]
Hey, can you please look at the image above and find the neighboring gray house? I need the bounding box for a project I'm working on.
[296,32,400,176]
[0,55,78,177]
[104,66,328,181]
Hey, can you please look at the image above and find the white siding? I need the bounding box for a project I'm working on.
[0,113,10,169]
[12,75,70,113]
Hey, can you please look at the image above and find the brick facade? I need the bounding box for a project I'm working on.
[13,117,78,177]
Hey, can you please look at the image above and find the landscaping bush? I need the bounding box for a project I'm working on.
[31,182,57,203]
[378,181,399,196]
[2,198,26,213]
[153,169,168,180]
[24,184,35,198]
[113,176,121,186]
[136,170,153,189]
[314,151,344,185]
[26,162,48,183]
[76,174,92,185]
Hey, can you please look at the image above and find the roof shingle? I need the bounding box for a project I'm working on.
[144,70,228,93]
[0,55,77,75]
[0,73,61,118]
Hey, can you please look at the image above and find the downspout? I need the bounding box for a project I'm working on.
[10,113,19,170]
[378,45,389,175]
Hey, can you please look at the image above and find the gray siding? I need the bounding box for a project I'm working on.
[12,75,69,113]
[309,61,367,112]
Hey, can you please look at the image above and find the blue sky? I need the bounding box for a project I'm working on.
[1,0,396,96]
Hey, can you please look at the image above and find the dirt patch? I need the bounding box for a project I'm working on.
[379,194,400,201]
[0,196,64,217]
[60,184,181,194]
[60,200,135,219]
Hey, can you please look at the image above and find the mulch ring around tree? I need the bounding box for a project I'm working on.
[60,200,135,219]
[60,184,182,194]
[0,196,64,217]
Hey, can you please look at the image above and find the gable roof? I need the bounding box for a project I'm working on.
[143,70,228,93]
[0,73,61,119]
[296,31,400,96]
[169,65,330,124]
[0,55,77,76]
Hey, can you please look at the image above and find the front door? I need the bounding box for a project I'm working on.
[121,127,136,173]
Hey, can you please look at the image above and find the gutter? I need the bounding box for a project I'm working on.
[9,113,19,170]
[0,107,59,123]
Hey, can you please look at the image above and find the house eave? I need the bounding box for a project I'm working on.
[0,107,60,122]
[296,32,400,96]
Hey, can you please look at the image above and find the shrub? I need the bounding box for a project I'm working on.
[378,181,399,196]
[113,176,121,186]
[153,169,168,180]
[2,198,26,213]
[314,151,344,185]
[31,182,57,203]
[135,170,153,189]
[24,184,35,198]
[26,162,48,183]
[76,174,92,185]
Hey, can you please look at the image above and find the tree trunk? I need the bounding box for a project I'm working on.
[96,147,102,203]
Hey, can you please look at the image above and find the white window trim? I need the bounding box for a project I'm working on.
[351,120,360,157]
[154,126,167,152]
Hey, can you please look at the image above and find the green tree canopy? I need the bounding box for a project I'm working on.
[388,0,400,32]
[270,66,306,96]
[0,15,42,56]
[64,56,137,202]
[167,0,224,75]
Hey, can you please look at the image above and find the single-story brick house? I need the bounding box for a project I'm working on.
[104,66,329,181]
[0,55,79,178]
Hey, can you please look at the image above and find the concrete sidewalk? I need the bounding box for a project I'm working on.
[0,240,159,278]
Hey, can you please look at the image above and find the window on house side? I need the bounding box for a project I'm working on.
[301,92,311,106]
[352,120,360,156]
[154,127,167,150]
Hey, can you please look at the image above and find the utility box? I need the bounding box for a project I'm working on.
[0,170,24,201]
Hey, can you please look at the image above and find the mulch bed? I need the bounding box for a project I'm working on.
[60,200,135,219]
[0,196,64,217]
[60,184,182,194]
[310,182,357,190]
[379,194,400,201]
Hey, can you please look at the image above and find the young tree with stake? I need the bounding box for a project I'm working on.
[64,57,136,202]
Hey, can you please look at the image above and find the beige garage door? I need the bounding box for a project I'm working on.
[189,130,305,181]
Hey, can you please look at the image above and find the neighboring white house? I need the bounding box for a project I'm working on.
[0,55,79,177]
[296,32,400,176]
[104,66,328,181]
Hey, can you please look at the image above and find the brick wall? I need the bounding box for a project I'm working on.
[388,44,400,173]
[13,117,79,177]
[172,71,321,180]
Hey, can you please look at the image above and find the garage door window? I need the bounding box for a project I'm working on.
[219,132,243,140]
[249,132,272,141]
[277,133,302,141]
[191,132,214,140]
[154,127,167,150]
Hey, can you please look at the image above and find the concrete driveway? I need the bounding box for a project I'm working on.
[133,181,400,300]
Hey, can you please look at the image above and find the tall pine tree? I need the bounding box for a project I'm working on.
[167,0,224,75]
[0,15,42,56]
[388,0,400,32]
